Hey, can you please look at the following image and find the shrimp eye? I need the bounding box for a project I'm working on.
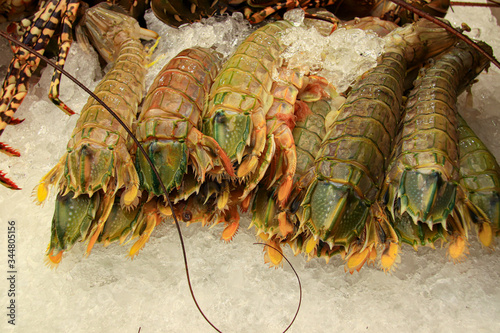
[290,197,301,214]
[214,111,226,124]
[182,210,193,222]
[377,225,387,243]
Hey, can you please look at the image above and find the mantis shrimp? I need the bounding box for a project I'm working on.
[381,40,492,261]
[38,3,158,263]
[135,46,234,199]
[299,18,458,271]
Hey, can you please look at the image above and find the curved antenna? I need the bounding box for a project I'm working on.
[254,242,303,333]
[0,29,224,332]
[450,0,500,7]
[389,0,500,69]
[0,29,305,333]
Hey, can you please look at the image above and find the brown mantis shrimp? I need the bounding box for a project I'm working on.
[457,113,500,244]
[381,40,492,261]
[203,20,308,244]
[135,46,234,199]
[299,19,458,272]
[37,3,158,263]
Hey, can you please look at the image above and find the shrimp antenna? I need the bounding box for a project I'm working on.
[450,0,500,7]
[254,242,303,332]
[0,29,223,332]
[0,29,303,333]
[389,0,500,69]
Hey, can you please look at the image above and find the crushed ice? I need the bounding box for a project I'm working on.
[280,25,384,92]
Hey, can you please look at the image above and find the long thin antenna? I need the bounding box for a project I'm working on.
[450,0,500,7]
[389,0,500,69]
[0,29,221,332]
[254,242,303,332]
[0,29,304,333]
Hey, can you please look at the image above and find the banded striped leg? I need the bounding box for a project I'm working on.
[0,0,77,189]
[0,170,21,190]
[48,0,80,116]
[246,0,301,24]
[0,0,72,133]
[0,55,40,189]
[2,0,68,118]
[246,0,339,27]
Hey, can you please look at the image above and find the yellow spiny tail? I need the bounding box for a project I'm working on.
[128,205,162,258]
[380,242,400,273]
